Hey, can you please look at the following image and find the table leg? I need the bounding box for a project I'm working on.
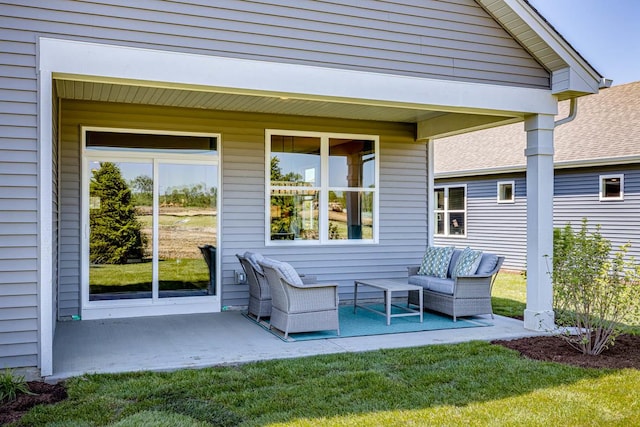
[353,281,358,314]
[419,287,423,323]
[385,289,391,325]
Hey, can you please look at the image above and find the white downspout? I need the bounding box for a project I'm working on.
[554,98,578,127]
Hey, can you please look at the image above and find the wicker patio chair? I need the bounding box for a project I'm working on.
[259,259,340,339]
[236,252,271,322]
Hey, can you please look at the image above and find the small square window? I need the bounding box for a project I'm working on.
[600,174,624,201]
[497,181,515,203]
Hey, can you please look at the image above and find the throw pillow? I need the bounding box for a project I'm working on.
[452,247,483,279]
[259,258,304,286]
[276,261,304,286]
[418,246,455,278]
[244,251,265,274]
[476,254,499,275]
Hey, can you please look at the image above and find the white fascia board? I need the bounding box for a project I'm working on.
[39,37,557,116]
[497,0,602,94]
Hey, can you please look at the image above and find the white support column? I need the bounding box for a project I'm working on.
[524,114,556,331]
[427,139,435,247]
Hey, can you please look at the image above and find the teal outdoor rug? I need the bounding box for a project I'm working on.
[244,304,493,342]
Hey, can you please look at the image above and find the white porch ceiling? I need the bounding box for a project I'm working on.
[55,79,447,124]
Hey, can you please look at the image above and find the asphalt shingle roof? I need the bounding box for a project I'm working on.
[435,81,640,174]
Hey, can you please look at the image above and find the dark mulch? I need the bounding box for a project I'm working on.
[0,381,67,425]
[2,335,638,424]
[492,333,640,369]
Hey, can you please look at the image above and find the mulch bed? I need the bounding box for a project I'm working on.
[0,381,67,425]
[492,333,640,369]
[1,334,637,424]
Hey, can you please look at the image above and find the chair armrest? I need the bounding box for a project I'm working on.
[281,276,338,290]
[407,265,420,276]
[455,273,494,280]
[281,279,339,311]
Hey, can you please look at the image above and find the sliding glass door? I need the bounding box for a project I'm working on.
[158,163,217,298]
[82,129,219,317]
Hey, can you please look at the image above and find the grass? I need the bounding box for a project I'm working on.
[492,271,527,319]
[137,213,216,228]
[12,267,640,425]
[90,258,209,293]
[13,342,640,426]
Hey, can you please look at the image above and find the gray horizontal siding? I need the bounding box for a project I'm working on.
[1,0,547,88]
[61,100,426,308]
[434,176,527,270]
[0,0,549,370]
[435,166,640,271]
[554,167,640,261]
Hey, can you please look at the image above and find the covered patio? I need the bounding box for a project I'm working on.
[31,4,606,378]
[50,311,541,381]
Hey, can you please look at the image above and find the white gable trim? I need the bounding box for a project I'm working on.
[478,0,603,95]
[39,37,557,116]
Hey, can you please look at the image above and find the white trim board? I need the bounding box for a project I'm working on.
[39,38,558,117]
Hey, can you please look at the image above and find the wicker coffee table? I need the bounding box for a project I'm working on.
[353,279,423,325]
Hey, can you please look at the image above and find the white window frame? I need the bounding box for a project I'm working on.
[497,180,515,204]
[265,129,379,246]
[599,174,624,201]
[434,184,467,238]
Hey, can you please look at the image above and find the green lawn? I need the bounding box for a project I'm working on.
[14,342,640,426]
[90,258,209,294]
[16,267,637,426]
[492,271,527,319]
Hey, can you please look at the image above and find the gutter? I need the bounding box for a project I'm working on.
[554,78,612,127]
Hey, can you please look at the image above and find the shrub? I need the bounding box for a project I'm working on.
[89,162,146,264]
[551,219,640,355]
[0,369,34,403]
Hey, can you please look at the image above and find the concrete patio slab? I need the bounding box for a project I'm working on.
[50,310,546,381]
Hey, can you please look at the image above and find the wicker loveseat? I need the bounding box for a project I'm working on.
[407,247,504,321]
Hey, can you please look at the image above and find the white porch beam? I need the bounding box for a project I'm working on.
[40,38,558,117]
[523,114,556,331]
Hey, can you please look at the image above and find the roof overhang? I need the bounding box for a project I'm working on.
[476,0,607,100]
[42,0,607,141]
[42,37,557,140]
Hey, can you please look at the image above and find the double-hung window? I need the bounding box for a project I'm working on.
[267,130,378,245]
[434,185,466,237]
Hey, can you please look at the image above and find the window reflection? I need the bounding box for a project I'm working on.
[270,191,319,240]
[328,191,373,240]
[328,139,375,188]
[270,135,320,186]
